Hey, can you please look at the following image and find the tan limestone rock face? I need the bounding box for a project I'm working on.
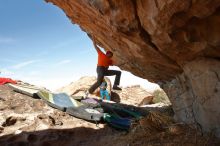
[45,0,220,136]
[163,58,220,136]
[58,78,153,106]
[115,85,153,106]
[57,76,112,97]
[45,0,184,82]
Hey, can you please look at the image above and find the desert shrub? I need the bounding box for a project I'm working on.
[152,89,171,104]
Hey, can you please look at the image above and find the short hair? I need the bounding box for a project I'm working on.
[106,50,113,56]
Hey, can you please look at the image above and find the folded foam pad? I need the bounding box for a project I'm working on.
[66,106,104,122]
[8,83,43,97]
[37,90,103,121]
[37,91,81,111]
[103,113,131,130]
[100,102,142,119]
[80,98,100,108]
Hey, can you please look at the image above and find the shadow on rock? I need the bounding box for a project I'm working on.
[0,125,118,146]
[110,91,121,103]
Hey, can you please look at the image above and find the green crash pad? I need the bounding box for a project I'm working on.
[37,90,82,111]
[37,90,104,121]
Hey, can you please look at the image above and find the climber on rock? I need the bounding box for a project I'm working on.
[85,36,122,97]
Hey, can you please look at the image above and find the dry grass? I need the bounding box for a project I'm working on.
[139,111,174,131]
[152,89,171,104]
[106,111,220,146]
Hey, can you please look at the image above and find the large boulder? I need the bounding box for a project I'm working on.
[57,76,112,97]
[45,0,220,136]
[117,85,153,106]
[163,58,220,136]
[58,77,154,106]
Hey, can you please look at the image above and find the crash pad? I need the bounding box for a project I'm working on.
[37,90,81,111]
[8,83,43,97]
[37,90,104,121]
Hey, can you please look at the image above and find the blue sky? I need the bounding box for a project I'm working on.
[0,0,159,91]
[0,0,97,89]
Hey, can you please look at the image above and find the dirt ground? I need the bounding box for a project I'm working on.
[0,85,220,146]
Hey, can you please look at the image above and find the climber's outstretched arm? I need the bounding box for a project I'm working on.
[92,36,101,53]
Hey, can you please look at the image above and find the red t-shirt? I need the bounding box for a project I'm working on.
[97,49,113,67]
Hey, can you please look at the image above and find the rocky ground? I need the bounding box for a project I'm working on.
[0,84,220,146]
[58,76,156,106]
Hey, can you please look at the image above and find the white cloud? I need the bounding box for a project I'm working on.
[12,60,41,69]
[56,59,72,66]
[0,68,15,76]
